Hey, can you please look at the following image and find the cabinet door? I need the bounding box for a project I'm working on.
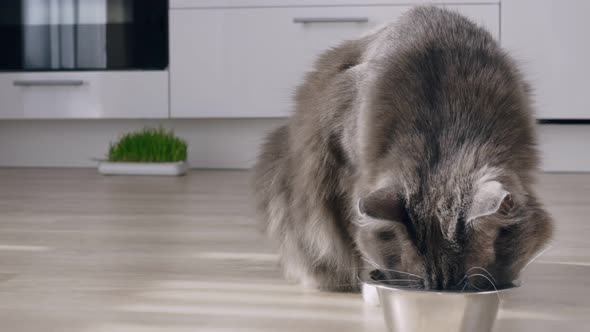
[170,0,499,9]
[503,0,590,119]
[170,5,499,118]
[0,72,168,119]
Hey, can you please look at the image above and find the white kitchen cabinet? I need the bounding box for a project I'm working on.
[170,5,499,118]
[170,0,498,9]
[0,72,168,119]
[502,0,590,119]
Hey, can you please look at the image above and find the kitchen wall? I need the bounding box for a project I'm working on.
[0,120,587,172]
[0,119,284,169]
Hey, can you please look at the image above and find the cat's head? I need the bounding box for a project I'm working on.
[354,167,553,291]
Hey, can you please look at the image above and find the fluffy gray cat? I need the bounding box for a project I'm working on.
[253,6,553,292]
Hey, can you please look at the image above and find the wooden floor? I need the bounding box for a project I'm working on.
[0,169,588,332]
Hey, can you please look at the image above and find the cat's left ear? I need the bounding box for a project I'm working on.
[468,181,514,221]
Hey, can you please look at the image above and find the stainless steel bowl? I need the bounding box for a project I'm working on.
[368,281,520,332]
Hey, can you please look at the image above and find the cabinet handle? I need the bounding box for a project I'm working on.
[13,80,85,87]
[293,17,369,24]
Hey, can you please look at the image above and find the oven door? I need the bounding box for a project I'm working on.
[0,0,168,71]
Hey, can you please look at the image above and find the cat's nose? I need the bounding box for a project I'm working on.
[369,269,386,281]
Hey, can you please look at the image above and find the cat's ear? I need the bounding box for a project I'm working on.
[468,181,513,221]
[358,187,405,222]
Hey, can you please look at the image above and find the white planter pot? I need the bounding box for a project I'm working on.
[98,161,189,176]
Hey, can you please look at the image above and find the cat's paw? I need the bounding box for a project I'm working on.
[300,275,321,293]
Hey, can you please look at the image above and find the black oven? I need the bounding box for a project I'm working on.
[0,0,168,71]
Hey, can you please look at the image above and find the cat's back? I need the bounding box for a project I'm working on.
[363,6,497,61]
[360,6,537,173]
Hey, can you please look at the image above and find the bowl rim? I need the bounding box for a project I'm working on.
[363,279,522,296]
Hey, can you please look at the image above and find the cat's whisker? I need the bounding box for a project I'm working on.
[338,266,387,271]
[361,256,381,269]
[360,257,426,281]
[467,273,502,301]
[341,266,424,280]
[460,280,468,293]
[468,282,484,291]
[374,279,422,283]
[455,266,497,288]
[522,244,553,271]
[465,266,498,284]
[327,279,420,289]
[456,274,468,287]
[376,268,425,281]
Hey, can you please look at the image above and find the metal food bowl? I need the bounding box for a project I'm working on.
[365,276,520,332]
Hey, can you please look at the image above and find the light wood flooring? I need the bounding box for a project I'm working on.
[0,169,588,331]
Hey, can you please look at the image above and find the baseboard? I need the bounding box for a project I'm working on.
[0,119,587,172]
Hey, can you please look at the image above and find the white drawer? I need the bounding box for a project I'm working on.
[170,5,499,118]
[0,72,169,119]
[171,0,498,9]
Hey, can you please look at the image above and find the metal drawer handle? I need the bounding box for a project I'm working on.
[13,80,85,87]
[293,17,369,24]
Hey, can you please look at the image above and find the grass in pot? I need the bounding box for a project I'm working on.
[98,127,189,176]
